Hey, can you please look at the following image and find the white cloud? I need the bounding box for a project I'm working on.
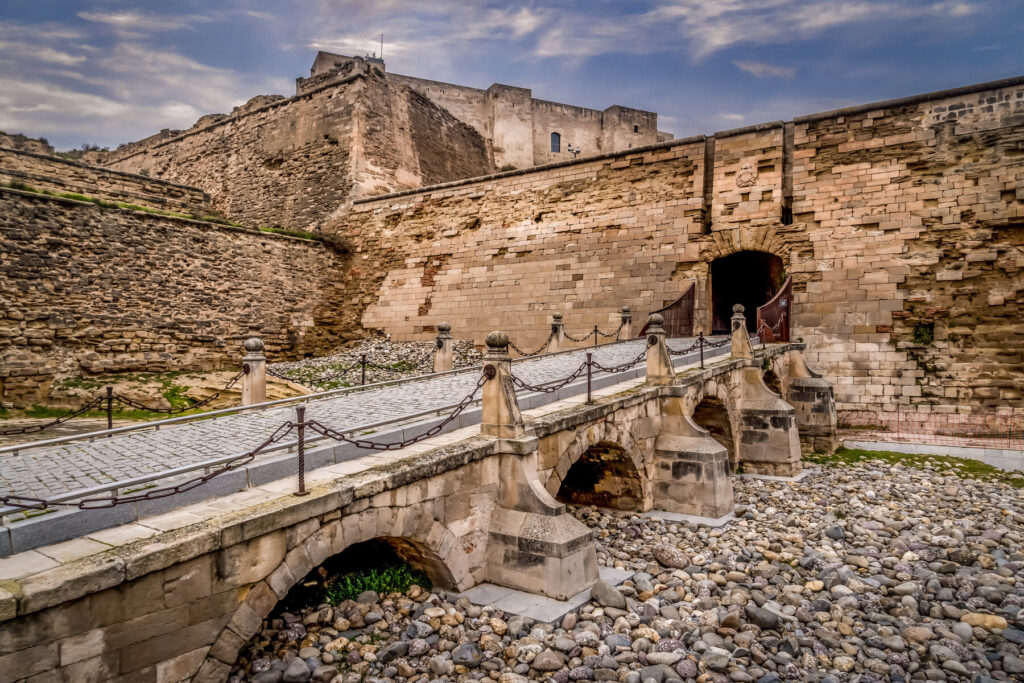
[719,113,746,122]
[733,60,797,78]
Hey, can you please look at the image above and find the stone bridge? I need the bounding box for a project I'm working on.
[0,311,836,683]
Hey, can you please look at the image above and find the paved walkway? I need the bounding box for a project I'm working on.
[0,339,710,501]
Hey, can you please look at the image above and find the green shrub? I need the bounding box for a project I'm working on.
[323,562,431,605]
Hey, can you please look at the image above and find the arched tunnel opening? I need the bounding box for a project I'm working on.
[230,536,454,679]
[556,442,643,510]
[710,250,786,333]
[691,397,737,471]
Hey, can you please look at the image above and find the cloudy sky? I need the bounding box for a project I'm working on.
[1,1,1021,150]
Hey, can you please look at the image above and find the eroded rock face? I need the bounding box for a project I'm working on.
[228,458,1024,683]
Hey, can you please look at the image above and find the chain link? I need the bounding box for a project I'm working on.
[0,371,244,435]
[508,328,556,357]
[589,341,653,372]
[306,374,488,450]
[509,362,590,393]
[0,397,106,436]
[0,421,296,512]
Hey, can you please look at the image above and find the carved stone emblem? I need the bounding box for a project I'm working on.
[736,161,757,188]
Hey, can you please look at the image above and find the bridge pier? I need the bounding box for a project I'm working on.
[730,305,803,477]
[480,331,599,601]
[772,347,838,455]
[654,394,734,518]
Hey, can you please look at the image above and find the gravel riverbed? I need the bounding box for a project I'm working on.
[229,457,1024,683]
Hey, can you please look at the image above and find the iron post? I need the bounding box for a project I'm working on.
[699,332,705,369]
[593,325,599,348]
[360,354,367,386]
[586,352,593,404]
[106,385,113,433]
[294,405,309,496]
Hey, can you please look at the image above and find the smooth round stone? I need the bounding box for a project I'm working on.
[646,651,682,665]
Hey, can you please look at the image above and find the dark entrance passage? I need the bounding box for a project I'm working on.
[710,251,785,333]
[556,442,643,510]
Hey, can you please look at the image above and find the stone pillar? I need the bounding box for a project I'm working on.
[549,312,565,352]
[434,322,453,374]
[735,365,803,477]
[480,331,524,439]
[780,347,838,455]
[653,392,734,518]
[645,314,675,385]
[241,337,266,406]
[487,437,599,600]
[620,306,632,340]
[730,304,755,359]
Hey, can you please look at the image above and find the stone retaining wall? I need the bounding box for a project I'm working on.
[0,147,208,215]
[0,190,350,407]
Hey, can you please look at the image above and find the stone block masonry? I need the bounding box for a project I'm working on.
[0,190,349,408]
[333,76,1024,413]
[0,147,208,216]
[104,61,492,230]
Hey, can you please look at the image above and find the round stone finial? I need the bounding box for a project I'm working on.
[437,321,451,333]
[622,305,631,313]
[552,312,563,321]
[732,304,745,314]
[243,337,265,352]
[648,313,664,326]
[485,331,509,348]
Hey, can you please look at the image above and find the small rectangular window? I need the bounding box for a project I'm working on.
[551,132,561,153]
[633,125,639,133]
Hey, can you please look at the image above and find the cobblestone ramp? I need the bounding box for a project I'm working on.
[0,340,695,499]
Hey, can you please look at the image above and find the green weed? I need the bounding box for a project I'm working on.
[322,563,431,605]
[806,447,1024,488]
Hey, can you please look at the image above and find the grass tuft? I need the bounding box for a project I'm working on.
[322,563,431,605]
[806,446,1024,488]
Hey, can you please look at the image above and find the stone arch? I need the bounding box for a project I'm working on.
[686,378,742,472]
[198,506,470,680]
[542,404,654,511]
[556,441,644,510]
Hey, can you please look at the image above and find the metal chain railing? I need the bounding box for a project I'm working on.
[0,396,105,436]
[0,420,296,511]
[0,371,494,510]
[509,361,591,393]
[563,320,625,345]
[508,328,556,357]
[589,340,653,373]
[0,370,245,436]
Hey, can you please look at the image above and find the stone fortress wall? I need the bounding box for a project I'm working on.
[103,58,492,230]
[0,189,350,407]
[0,147,208,215]
[332,76,1024,412]
[312,52,666,170]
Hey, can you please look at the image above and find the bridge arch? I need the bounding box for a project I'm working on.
[199,506,470,679]
[541,402,654,511]
[684,378,742,472]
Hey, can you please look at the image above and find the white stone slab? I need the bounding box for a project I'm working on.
[458,566,632,623]
[739,469,810,482]
[640,509,736,528]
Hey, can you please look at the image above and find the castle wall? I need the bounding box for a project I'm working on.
[333,76,1024,412]
[104,67,363,230]
[104,67,492,230]
[0,147,208,215]
[0,190,350,408]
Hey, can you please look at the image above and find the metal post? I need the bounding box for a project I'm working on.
[360,354,367,386]
[294,405,309,496]
[593,325,599,348]
[106,385,113,433]
[586,352,593,404]
[699,332,705,369]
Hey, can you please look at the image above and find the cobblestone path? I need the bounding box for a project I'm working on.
[0,338,720,500]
